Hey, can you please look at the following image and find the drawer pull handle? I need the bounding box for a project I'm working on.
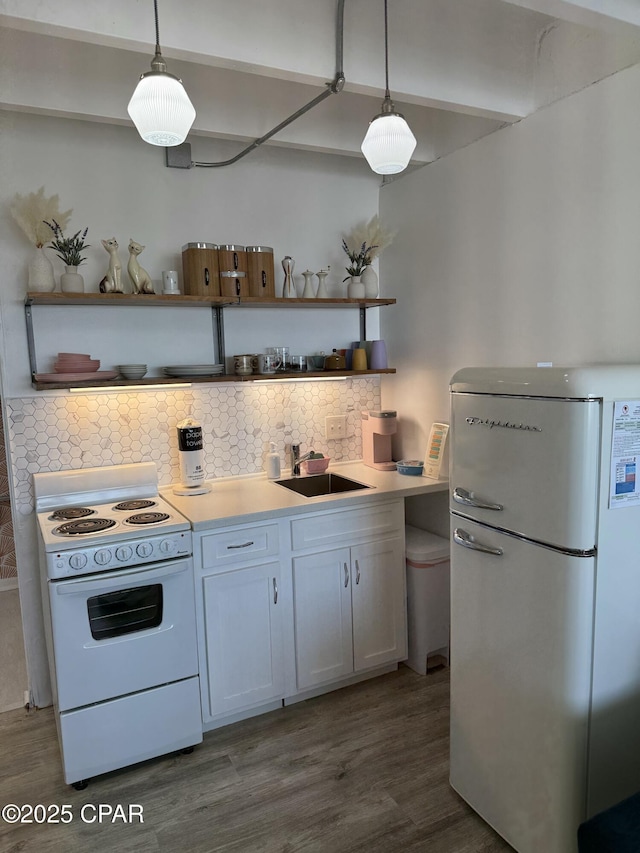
[355,559,361,584]
[344,562,349,588]
[227,541,255,550]
[273,577,278,605]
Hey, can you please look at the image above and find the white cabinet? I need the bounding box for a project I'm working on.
[203,562,284,718]
[290,500,407,693]
[194,520,286,726]
[293,548,352,689]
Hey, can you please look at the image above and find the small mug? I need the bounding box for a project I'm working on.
[258,353,282,374]
[234,354,254,375]
[267,346,289,371]
[289,355,306,372]
[162,270,179,293]
[352,348,367,371]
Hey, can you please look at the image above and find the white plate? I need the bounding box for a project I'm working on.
[163,365,224,376]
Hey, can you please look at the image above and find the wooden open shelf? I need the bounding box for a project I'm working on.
[31,369,396,391]
[26,293,396,308]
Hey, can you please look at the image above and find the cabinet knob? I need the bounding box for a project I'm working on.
[355,559,361,584]
[344,562,349,588]
[273,577,278,605]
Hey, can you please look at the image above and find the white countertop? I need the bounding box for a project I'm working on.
[161,461,449,531]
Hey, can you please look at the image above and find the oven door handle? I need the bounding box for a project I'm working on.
[53,560,190,595]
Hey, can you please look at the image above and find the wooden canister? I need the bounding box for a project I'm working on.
[220,270,248,298]
[245,246,275,298]
[218,245,247,276]
[181,243,220,297]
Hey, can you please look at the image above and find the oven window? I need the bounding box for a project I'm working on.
[87,584,163,640]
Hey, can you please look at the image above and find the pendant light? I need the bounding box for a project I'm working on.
[127,0,196,147]
[361,0,416,175]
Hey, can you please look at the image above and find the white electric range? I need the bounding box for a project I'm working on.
[34,462,202,789]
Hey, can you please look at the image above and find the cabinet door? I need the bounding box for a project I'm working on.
[203,561,284,718]
[351,537,407,672]
[293,548,353,690]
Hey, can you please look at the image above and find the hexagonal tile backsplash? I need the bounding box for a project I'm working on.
[6,377,381,511]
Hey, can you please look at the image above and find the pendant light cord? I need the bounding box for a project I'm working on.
[384,0,390,99]
[153,0,161,53]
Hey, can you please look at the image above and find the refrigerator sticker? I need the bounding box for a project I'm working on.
[610,401,640,507]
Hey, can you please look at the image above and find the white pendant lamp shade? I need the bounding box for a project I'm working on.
[361,110,417,175]
[128,69,196,147]
[362,0,416,175]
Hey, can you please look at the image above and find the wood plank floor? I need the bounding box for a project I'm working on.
[0,666,513,852]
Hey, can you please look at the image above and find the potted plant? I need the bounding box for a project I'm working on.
[44,219,90,293]
[9,187,72,292]
[341,240,377,298]
[342,215,396,298]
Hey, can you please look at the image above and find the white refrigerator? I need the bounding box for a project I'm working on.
[449,366,640,853]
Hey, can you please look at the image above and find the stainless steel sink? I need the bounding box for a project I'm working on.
[275,473,373,498]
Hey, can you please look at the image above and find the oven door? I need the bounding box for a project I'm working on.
[48,558,198,712]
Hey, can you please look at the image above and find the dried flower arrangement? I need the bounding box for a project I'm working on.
[9,187,72,248]
[341,215,396,281]
[44,219,90,267]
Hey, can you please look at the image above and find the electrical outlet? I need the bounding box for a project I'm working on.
[325,415,347,439]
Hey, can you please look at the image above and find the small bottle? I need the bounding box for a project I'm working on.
[266,442,281,479]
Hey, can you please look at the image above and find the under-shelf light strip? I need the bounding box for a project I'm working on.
[68,383,192,394]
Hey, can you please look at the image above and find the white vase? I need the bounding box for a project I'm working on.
[361,265,379,298]
[301,270,315,298]
[60,265,85,293]
[347,276,365,299]
[27,246,55,292]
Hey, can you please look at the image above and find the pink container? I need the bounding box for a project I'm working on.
[300,457,330,475]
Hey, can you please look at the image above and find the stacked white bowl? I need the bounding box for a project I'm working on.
[118,364,147,380]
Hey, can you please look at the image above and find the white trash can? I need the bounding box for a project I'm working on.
[405,525,450,675]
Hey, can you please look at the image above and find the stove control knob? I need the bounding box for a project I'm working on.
[159,538,177,555]
[69,553,88,570]
[116,545,133,562]
[136,542,153,558]
[94,549,112,566]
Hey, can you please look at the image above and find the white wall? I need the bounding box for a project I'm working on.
[0,111,382,398]
[0,110,383,705]
[380,62,640,462]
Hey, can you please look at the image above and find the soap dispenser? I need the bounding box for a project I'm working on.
[266,442,281,479]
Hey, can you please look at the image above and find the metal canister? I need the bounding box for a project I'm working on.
[181,243,220,297]
[220,270,247,297]
[245,246,275,298]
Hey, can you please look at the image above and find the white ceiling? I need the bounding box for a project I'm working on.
[1,0,640,172]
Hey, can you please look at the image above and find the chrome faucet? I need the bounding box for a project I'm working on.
[290,444,314,476]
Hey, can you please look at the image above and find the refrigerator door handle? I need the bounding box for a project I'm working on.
[453,527,504,556]
[453,487,503,512]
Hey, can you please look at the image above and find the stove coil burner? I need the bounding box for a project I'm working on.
[126,512,170,526]
[49,507,96,521]
[113,499,157,512]
[54,518,117,537]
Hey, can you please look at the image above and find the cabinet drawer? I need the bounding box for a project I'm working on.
[199,523,279,569]
[290,500,403,551]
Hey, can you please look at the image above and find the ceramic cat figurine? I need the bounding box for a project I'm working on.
[127,239,155,294]
[99,238,123,293]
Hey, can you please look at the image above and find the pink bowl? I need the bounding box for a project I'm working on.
[57,352,91,360]
[300,457,330,475]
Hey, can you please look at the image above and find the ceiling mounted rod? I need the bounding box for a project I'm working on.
[170,0,346,170]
